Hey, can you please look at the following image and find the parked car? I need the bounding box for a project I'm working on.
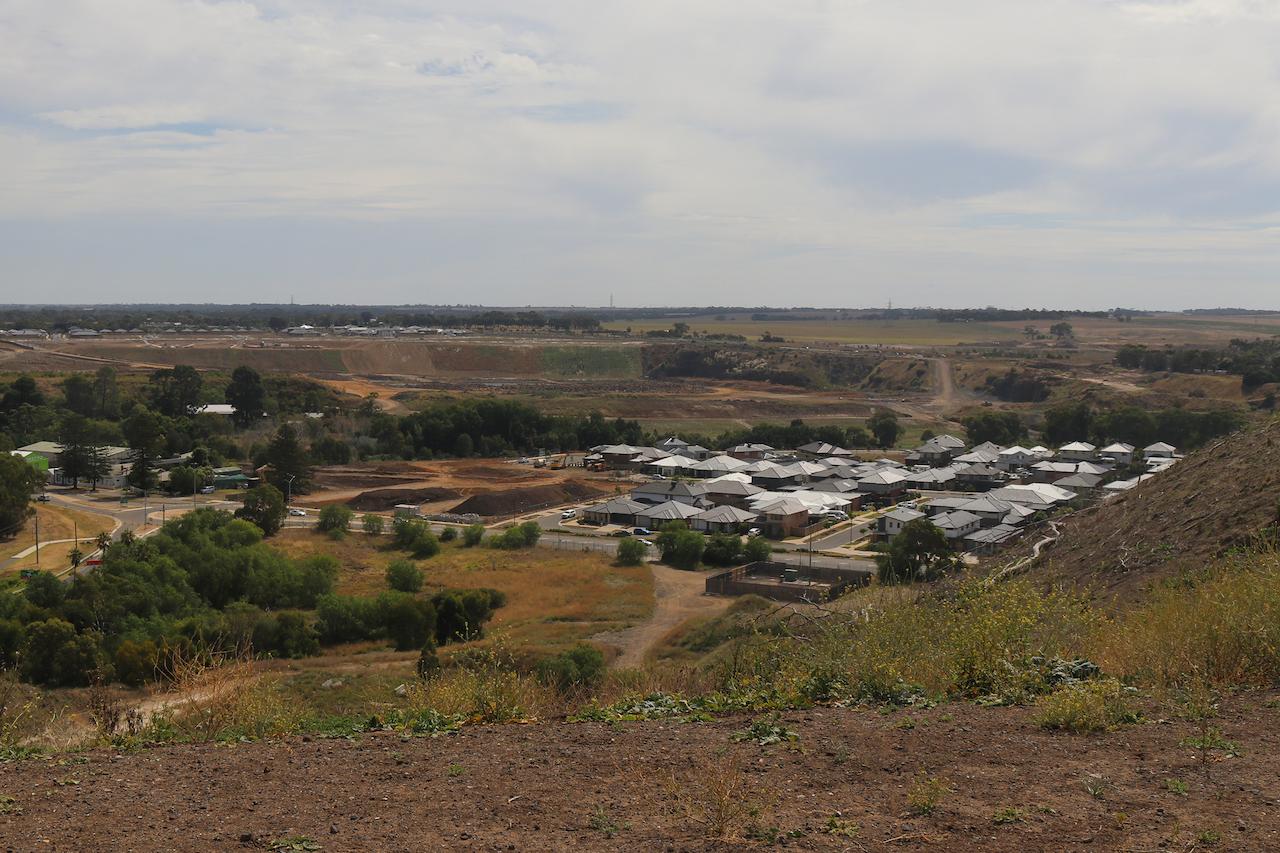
[289,509,307,517]
[747,527,762,538]
[632,527,651,536]
[560,509,577,520]
[199,485,215,494]
[612,529,631,537]
[652,474,666,480]
[639,539,655,547]
[35,494,50,502]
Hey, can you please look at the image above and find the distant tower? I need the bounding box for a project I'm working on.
[610,293,614,309]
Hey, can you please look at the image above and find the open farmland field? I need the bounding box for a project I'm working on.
[606,312,1280,348]
[605,316,1025,345]
[273,531,654,656]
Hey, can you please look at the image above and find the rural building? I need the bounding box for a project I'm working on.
[1144,442,1177,460]
[10,450,49,473]
[690,504,759,533]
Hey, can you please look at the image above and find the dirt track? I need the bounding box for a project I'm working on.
[592,566,730,668]
[2,692,1275,851]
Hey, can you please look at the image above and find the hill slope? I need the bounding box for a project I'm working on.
[1034,415,1280,599]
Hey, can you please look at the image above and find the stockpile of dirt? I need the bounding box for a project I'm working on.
[3,695,1277,850]
[450,480,606,517]
[346,487,463,512]
[1032,414,1280,600]
[312,462,431,490]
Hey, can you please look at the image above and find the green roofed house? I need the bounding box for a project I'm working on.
[212,466,253,489]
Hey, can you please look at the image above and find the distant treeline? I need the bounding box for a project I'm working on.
[1116,338,1280,390]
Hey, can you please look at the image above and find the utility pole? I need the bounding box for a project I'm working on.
[34,511,39,566]
[286,473,296,506]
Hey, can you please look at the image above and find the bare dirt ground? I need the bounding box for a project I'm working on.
[592,566,730,668]
[3,691,1276,851]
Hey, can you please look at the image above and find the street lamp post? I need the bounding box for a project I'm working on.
[285,474,296,505]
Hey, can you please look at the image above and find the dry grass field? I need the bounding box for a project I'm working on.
[1,502,115,575]
[273,530,655,655]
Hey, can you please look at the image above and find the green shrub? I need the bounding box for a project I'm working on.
[361,513,384,535]
[536,644,606,691]
[317,504,353,533]
[1034,679,1139,732]
[462,524,485,547]
[490,521,541,550]
[439,526,457,543]
[616,537,647,566]
[386,559,424,593]
[743,536,772,562]
[656,522,704,570]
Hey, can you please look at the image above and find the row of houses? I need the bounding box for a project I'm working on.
[877,482,1079,554]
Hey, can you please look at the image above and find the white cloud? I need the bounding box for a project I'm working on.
[1,0,1279,306]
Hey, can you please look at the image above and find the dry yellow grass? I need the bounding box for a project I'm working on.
[2,503,114,574]
[273,530,655,653]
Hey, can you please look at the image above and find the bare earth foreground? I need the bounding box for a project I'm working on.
[3,693,1278,852]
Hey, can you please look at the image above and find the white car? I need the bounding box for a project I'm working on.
[289,509,307,517]
[639,539,655,547]
[560,509,577,519]
[746,527,762,538]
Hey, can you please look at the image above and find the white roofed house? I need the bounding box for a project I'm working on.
[953,447,1000,465]
[1057,441,1097,462]
[655,436,690,453]
[1143,442,1177,460]
[690,504,759,533]
[996,445,1037,471]
[1098,442,1135,467]
[647,454,696,475]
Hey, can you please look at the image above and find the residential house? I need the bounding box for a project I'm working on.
[753,496,811,539]
[690,504,759,533]
[914,437,959,466]
[955,495,1020,527]
[856,468,909,502]
[1057,441,1097,462]
[631,480,709,507]
[634,500,704,529]
[953,463,1004,491]
[964,524,1022,554]
[1098,442,1135,467]
[726,443,774,461]
[996,446,1037,471]
[953,447,1000,465]
[1055,472,1102,494]
[655,436,690,454]
[1143,442,1177,460]
[905,467,958,490]
[687,454,751,478]
[877,506,924,540]
[582,498,646,526]
[931,510,982,542]
[702,478,764,508]
[796,441,851,459]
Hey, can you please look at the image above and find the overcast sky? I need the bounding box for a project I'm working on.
[3,0,1279,309]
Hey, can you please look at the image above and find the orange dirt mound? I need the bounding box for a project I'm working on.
[346,487,463,512]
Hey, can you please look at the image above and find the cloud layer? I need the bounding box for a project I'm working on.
[2,0,1279,307]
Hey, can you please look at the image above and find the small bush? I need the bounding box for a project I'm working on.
[616,537,647,566]
[490,521,542,550]
[1034,679,1139,733]
[537,644,606,692]
[386,559,424,593]
[317,504,353,534]
[907,772,949,816]
[361,513,384,535]
[439,526,457,543]
[462,524,485,547]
